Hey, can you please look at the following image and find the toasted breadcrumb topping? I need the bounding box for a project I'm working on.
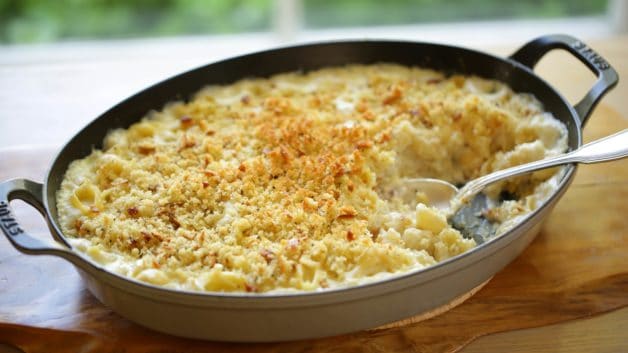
[57,64,566,292]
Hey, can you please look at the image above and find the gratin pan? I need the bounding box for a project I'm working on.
[0,34,618,341]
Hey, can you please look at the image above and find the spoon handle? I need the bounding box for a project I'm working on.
[569,129,628,163]
[456,129,628,204]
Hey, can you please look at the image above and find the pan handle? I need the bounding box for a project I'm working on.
[0,178,89,266]
[509,34,618,127]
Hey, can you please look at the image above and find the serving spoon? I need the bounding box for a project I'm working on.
[387,129,628,241]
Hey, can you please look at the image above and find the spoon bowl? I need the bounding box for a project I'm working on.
[389,178,458,211]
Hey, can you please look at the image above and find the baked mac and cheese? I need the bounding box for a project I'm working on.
[57,64,567,292]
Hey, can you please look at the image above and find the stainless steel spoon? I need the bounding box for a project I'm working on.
[395,129,628,214]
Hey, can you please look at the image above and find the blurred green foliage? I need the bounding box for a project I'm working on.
[0,0,272,43]
[0,0,609,44]
[304,0,608,28]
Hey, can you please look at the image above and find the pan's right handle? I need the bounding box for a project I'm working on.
[509,34,619,127]
[0,179,87,266]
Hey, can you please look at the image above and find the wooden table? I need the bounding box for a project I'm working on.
[0,36,627,352]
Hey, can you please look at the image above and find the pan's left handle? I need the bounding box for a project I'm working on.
[509,34,619,127]
[0,179,83,262]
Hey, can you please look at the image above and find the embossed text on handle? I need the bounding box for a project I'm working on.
[0,200,24,236]
[571,40,610,70]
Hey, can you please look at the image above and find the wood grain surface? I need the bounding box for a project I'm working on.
[0,103,626,353]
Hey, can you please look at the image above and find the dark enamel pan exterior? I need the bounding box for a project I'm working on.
[0,34,618,341]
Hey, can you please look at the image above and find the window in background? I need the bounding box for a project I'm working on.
[0,0,614,45]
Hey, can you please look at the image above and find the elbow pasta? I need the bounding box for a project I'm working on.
[70,182,102,215]
[56,64,567,293]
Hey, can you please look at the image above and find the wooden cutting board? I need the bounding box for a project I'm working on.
[0,104,626,353]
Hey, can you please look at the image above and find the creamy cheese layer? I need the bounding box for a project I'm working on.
[57,64,567,293]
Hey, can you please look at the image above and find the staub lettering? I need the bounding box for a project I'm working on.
[572,41,610,70]
[0,201,24,236]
